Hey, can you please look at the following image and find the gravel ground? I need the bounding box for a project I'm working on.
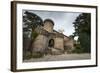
[23,53,91,62]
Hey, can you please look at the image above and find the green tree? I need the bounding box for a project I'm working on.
[23,11,43,53]
[23,11,43,31]
[73,13,91,53]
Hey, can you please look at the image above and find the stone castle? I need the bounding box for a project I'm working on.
[31,19,74,55]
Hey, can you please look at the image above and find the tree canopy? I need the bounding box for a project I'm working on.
[23,11,43,53]
[23,11,43,31]
[73,13,91,53]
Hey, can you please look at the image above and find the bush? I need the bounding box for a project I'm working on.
[23,51,44,60]
[72,44,83,53]
[23,51,32,60]
[32,31,38,41]
[32,52,44,58]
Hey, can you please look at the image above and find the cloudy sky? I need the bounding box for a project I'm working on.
[24,10,81,36]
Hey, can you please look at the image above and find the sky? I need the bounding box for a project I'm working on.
[24,10,81,36]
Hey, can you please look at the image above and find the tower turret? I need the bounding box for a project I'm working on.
[43,19,54,32]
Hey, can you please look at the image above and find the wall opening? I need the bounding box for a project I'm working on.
[48,39,54,48]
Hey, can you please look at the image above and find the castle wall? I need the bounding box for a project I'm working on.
[32,34,48,52]
[54,37,64,50]
[64,36,74,52]
[64,40,74,49]
[32,19,74,54]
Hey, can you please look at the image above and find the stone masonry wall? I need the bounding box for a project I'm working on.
[54,37,64,50]
[43,22,53,32]
[32,34,48,52]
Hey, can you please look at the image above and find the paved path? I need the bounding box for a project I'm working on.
[24,53,91,62]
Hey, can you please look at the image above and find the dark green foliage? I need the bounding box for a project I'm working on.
[23,11,43,57]
[64,46,72,54]
[23,11,43,30]
[31,31,38,41]
[23,51,32,60]
[78,33,90,53]
[73,13,91,53]
[23,11,43,39]
[72,43,83,53]
[31,52,44,58]
[23,51,44,60]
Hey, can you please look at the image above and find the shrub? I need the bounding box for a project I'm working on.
[32,52,44,58]
[23,51,32,60]
[72,44,83,53]
[23,51,44,60]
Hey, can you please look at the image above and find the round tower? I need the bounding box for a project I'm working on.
[43,19,54,32]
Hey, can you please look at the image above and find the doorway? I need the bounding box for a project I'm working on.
[48,39,54,48]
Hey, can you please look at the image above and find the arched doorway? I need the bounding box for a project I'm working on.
[48,39,54,48]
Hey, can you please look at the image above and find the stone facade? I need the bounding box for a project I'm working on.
[31,19,74,54]
[64,36,74,53]
[32,34,48,52]
[54,37,64,50]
